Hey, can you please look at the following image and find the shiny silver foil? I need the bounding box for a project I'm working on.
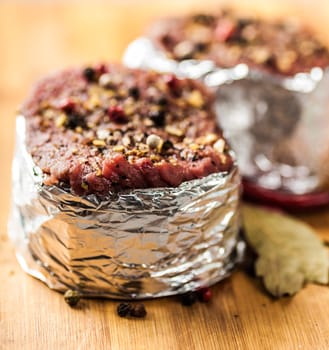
[8,116,242,299]
[124,38,329,195]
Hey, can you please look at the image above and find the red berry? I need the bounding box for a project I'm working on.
[96,63,108,75]
[58,98,76,112]
[107,105,127,123]
[130,303,147,318]
[202,288,212,302]
[197,287,212,302]
[214,19,236,42]
[164,74,181,97]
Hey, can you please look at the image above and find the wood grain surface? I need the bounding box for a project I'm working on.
[1,1,329,349]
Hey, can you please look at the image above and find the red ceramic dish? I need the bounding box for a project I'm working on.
[242,179,329,210]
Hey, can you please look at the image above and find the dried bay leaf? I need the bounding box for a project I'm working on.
[242,204,329,297]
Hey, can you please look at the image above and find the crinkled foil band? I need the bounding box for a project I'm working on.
[8,116,243,299]
[124,38,329,196]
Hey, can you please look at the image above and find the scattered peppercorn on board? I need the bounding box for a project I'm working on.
[1,1,329,349]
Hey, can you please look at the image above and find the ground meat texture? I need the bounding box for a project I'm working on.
[147,10,329,76]
[21,64,233,196]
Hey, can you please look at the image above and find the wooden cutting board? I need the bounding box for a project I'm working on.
[1,2,329,349]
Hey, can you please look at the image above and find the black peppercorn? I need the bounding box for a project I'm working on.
[195,43,208,52]
[241,244,257,277]
[149,110,165,127]
[64,289,81,307]
[180,291,197,306]
[116,302,147,318]
[66,113,86,129]
[117,302,133,317]
[157,97,168,106]
[128,86,140,100]
[130,303,147,318]
[162,140,174,152]
[83,67,96,82]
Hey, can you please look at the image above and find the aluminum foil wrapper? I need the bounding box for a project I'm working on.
[8,116,243,299]
[124,38,329,197]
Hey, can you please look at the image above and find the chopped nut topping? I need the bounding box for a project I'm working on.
[92,139,106,147]
[197,133,218,145]
[188,26,212,44]
[97,129,110,140]
[43,108,56,119]
[75,126,83,134]
[84,94,100,110]
[183,137,193,144]
[133,133,144,143]
[113,145,125,152]
[150,154,161,162]
[81,182,89,190]
[165,125,184,137]
[99,72,122,88]
[123,105,135,116]
[220,154,227,164]
[213,139,226,154]
[144,119,154,127]
[189,143,200,151]
[249,47,271,64]
[40,101,50,110]
[241,24,258,42]
[125,149,138,156]
[227,46,242,61]
[299,40,317,56]
[137,143,149,153]
[276,50,298,72]
[173,40,195,59]
[186,90,204,108]
[122,135,131,147]
[55,113,68,127]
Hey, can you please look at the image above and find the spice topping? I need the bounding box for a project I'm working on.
[149,9,329,75]
[83,67,97,82]
[22,64,232,196]
[116,302,147,318]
